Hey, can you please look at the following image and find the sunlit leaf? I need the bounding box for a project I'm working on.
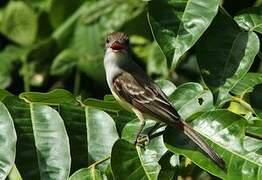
[148,0,220,68]
[30,103,71,179]
[85,107,119,170]
[235,6,262,34]
[164,110,262,179]
[0,102,17,179]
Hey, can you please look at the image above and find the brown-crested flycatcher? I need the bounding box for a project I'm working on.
[103,32,225,170]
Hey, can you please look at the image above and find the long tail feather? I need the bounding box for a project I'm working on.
[177,121,226,170]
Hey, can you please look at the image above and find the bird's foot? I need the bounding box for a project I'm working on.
[135,134,149,148]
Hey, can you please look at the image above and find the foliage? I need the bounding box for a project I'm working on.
[0,0,261,179]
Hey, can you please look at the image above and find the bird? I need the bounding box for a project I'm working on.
[103,32,225,170]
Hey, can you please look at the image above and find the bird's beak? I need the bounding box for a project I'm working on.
[110,41,124,50]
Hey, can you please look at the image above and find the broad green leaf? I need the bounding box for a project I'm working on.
[85,107,119,170]
[69,168,103,180]
[30,103,71,180]
[148,0,220,68]
[8,164,22,180]
[19,89,78,105]
[235,6,262,34]
[51,49,78,76]
[0,102,17,179]
[3,96,40,179]
[111,139,160,180]
[231,73,262,96]
[169,83,213,119]
[196,9,259,105]
[1,1,37,45]
[164,110,262,179]
[83,98,123,113]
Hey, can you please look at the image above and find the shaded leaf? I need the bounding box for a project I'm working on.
[148,0,220,68]
[111,139,160,180]
[19,89,78,105]
[235,6,262,34]
[83,98,123,113]
[0,89,12,101]
[1,1,37,45]
[85,107,119,170]
[30,103,71,180]
[246,119,262,139]
[0,102,17,179]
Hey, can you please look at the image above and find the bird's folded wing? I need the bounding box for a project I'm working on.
[112,72,179,123]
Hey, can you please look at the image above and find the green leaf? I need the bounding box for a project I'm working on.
[85,107,119,170]
[246,119,262,139]
[169,83,213,119]
[196,9,259,104]
[231,73,262,96]
[234,6,262,34]
[19,89,78,105]
[1,1,38,45]
[51,49,78,76]
[164,110,262,179]
[0,89,12,101]
[111,139,161,180]
[83,98,123,113]
[69,168,103,180]
[0,102,17,179]
[49,0,83,28]
[155,79,176,96]
[30,103,71,180]
[148,0,220,68]
[3,96,40,179]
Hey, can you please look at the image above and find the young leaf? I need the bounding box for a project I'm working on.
[0,102,17,179]
[148,0,220,68]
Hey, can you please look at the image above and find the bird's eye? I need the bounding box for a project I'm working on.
[106,38,109,43]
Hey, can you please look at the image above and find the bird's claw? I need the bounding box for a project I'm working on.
[135,134,149,148]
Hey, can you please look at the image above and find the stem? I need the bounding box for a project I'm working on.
[22,57,30,92]
[73,69,81,96]
[88,156,110,169]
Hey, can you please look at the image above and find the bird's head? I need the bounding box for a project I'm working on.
[105,32,129,53]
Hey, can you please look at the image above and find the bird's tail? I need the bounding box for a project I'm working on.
[176,121,226,170]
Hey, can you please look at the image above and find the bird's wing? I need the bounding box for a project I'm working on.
[112,72,179,124]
